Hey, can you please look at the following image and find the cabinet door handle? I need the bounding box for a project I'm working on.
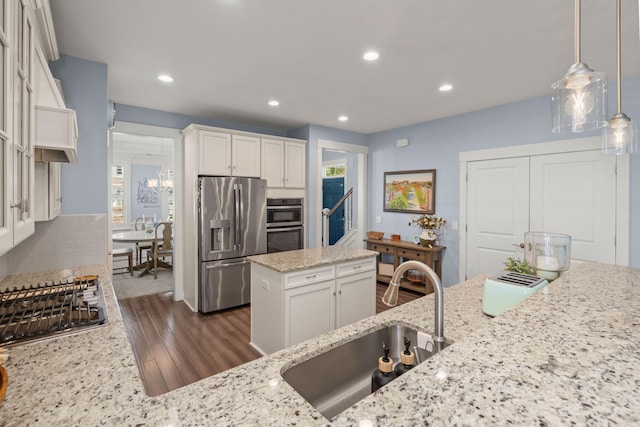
[338,290,342,295]
[10,200,23,211]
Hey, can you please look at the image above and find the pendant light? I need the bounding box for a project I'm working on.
[552,0,608,133]
[602,0,637,155]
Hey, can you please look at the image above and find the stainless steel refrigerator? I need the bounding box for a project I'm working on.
[198,176,267,313]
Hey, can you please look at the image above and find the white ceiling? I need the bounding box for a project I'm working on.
[50,0,640,134]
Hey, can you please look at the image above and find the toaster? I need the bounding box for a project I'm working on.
[482,272,548,317]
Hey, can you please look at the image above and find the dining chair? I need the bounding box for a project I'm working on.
[146,222,173,279]
[112,247,134,276]
[134,216,152,265]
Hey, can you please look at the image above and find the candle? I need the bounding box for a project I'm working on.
[536,255,559,270]
[536,255,560,281]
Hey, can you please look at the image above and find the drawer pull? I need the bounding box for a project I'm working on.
[306,274,317,279]
[353,265,362,270]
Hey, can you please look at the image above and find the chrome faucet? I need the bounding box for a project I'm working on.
[382,260,445,343]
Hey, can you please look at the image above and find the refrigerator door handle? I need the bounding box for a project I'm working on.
[235,183,243,251]
[203,258,249,269]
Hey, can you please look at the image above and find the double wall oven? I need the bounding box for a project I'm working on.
[266,198,304,253]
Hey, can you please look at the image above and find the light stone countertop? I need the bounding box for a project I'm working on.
[248,246,378,272]
[0,261,638,426]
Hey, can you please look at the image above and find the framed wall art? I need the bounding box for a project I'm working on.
[383,169,436,214]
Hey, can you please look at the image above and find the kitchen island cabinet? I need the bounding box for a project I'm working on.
[249,247,377,355]
[1,261,639,425]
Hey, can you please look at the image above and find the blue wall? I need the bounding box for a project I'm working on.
[302,124,368,247]
[49,55,108,214]
[114,104,288,137]
[367,76,640,285]
[50,54,639,285]
[49,55,289,215]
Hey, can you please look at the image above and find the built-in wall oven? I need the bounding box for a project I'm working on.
[266,198,304,253]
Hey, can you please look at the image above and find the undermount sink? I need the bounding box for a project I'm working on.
[281,323,454,420]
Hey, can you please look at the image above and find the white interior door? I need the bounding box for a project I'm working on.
[530,150,616,263]
[466,157,530,279]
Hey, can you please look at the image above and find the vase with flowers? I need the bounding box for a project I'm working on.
[409,214,447,248]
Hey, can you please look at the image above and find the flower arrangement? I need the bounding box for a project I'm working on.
[409,214,447,247]
[408,214,447,231]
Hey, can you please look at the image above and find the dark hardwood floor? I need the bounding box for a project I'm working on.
[119,283,423,396]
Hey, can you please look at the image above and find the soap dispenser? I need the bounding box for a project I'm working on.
[394,337,416,376]
[371,342,396,393]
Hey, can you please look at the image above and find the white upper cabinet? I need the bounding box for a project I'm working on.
[0,0,11,254]
[261,138,306,188]
[261,138,285,186]
[284,141,305,188]
[231,134,260,177]
[196,130,261,177]
[34,161,60,221]
[198,130,232,176]
[8,0,36,249]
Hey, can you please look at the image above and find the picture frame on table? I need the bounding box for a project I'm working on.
[383,169,436,214]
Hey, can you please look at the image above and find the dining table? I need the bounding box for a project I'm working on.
[112,230,171,277]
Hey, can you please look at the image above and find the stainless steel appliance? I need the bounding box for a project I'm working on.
[0,276,108,347]
[198,176,267,313]
[266,198,304,253]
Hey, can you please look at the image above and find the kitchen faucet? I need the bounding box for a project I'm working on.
[382,260,446,344]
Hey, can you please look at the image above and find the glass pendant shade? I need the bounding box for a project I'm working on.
[551,63,608,133]
[602,113,637,155]
[601,0,637,156]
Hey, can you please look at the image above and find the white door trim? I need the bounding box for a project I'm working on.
[110,121,184,301]
[459,136,630,281]
[317,139,368,248]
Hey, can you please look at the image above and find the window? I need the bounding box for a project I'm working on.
[111,165,125,224]
[323,164,345,178]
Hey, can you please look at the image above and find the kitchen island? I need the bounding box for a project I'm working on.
[249,247,378,354]
[1,260,638,425]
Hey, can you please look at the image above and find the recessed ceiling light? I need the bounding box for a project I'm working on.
[363,51,379,61]
[158,74,174,83]
[338,115,348,122]
[268,100,280,107]
[439,83,453,92]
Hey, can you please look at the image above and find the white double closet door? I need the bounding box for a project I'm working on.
[463,140,626,280]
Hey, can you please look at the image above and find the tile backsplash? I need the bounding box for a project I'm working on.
[2,214,107,278]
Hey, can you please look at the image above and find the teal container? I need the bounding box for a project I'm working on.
[482,272,548,317]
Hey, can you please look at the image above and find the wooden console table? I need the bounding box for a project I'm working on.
[364,238,445,295]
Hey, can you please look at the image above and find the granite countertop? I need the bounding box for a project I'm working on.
[0,261,638,426]
[248,246,378,273]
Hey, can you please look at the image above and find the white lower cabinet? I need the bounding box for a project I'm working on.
[284,279,335,348]
[250,257,376,355]
[336,270,376,328]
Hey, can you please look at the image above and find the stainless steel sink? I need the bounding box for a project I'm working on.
[281,323,453,419]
